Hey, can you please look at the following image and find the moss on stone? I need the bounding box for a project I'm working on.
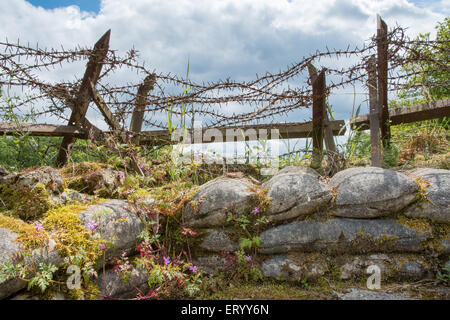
[60,162,116,197]
[65,281,100,300]
[340,229,402,255]
[421,238,446,255]
[0,213,49,249]
[126,187,152,204]
[60,162,109,178]
[396,215,432,234]
[0,182,53,221]
[412,176,432,203]
[431,222,450,240]
[42,204,102,261]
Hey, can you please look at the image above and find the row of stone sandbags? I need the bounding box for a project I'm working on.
[183,167,450,226]
[184,166,449,283]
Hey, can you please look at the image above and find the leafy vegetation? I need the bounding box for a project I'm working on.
[394,17,449,105]
[437,265,450,284]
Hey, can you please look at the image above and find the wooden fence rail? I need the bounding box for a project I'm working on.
[351,99,450,131]
[0,120,347,145]
[0,123,88,138]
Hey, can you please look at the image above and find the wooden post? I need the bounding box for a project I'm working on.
[130,74,156,135]
[310,69,326,170]
[55,30,111,167]
[377,14,390,148]
[323,105,337,153]
[367,56,382,167]
[307,63,336,153]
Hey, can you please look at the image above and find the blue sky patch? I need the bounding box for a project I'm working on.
[27,0,100,13]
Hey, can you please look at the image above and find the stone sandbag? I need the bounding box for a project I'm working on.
[404,168,450,223]
[330,167,418,218]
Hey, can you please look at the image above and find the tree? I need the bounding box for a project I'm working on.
[395,17,449,105]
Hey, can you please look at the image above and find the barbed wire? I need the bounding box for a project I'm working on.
[0,25,448,131]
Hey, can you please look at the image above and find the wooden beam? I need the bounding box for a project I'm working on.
[377,14,390,148]
[130,74,156,134]
[46,85,105,141]
[0,119,346,148]
[89,81,122,131]
[55,29,111,167]
[0,123,88,138]
[136,120,346,145]
[367,56,382,167]
[350,98,450,130]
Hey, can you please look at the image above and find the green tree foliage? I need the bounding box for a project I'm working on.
[395,17,449,105]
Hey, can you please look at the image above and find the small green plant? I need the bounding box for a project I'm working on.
[300,278,309,289]
[0,261,28,284]
[382,144,399,168]
[130,236,204,299]
[0,260,58,294]
[436,265,450,284]
[27,263,59,293]
[235,250,263,282]
[219,202,270,284]
[227,208,268,256]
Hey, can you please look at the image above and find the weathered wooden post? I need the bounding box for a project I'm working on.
[307,63,336,154]
[310,68,326,171]
[129,74,156,140]
[367,56,382,167]
[377,14,391,148]
[56,30,111,167]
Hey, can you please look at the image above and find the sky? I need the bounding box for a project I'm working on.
[1,0,448,158]
[27,0,100,13]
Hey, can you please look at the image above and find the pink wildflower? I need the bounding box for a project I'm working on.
[189,265,198,273]
[34,223,44,232]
